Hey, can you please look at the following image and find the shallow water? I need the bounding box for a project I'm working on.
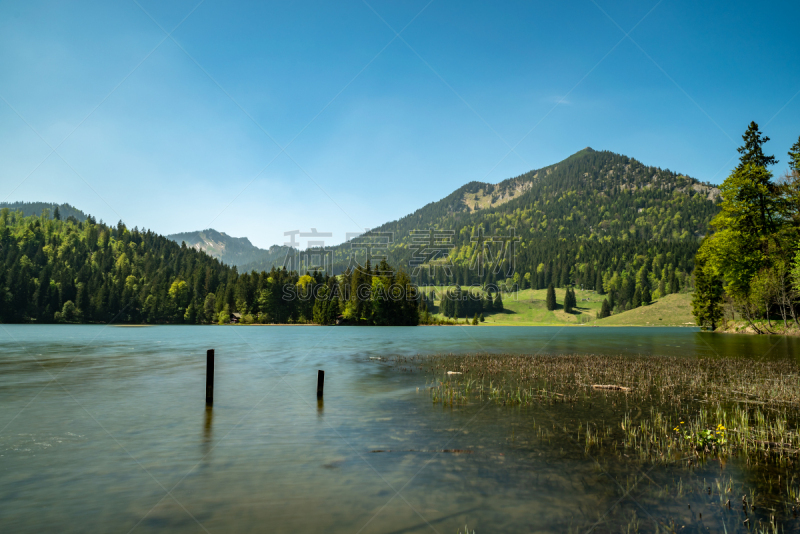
[1,325,798,533]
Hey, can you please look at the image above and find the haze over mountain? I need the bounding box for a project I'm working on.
[165,228,291,272]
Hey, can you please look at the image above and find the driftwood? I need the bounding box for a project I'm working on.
[592,384,632,392]
[537,389,565,397]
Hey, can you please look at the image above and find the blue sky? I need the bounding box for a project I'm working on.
[1,0,798,248]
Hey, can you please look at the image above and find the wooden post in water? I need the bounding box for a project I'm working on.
[206,349,214,405]
[316,370,324,399]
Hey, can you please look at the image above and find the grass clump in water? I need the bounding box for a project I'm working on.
[392,352,800,531]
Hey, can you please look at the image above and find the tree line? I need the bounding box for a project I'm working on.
[437,286,502,322]
[0,209,420,326]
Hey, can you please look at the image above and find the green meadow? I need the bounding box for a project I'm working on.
[419,286,695,327]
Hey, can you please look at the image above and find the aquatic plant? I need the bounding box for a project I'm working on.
[391,351,800,531]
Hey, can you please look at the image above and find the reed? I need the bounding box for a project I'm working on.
[395,352,800,531]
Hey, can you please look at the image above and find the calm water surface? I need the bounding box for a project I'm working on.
[1,325,798,533]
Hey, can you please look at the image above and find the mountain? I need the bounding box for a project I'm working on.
[280,148,720,292]
[168,149,720,296]
[0,201,88,222]
[362,147,719,246]
[169,147,719,294]
[166,228,290,271]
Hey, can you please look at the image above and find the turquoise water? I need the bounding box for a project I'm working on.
[1,325,797,533]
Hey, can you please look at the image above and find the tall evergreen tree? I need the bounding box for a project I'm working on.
[737,121,777,169]
[641,285,651,305]
[632,287,642,308]
[494,292,503,311]
[564,288,575,313]
[598,299,611,319]
[691,256,724,330]
[546,283,556,311]
[670,276,679,295]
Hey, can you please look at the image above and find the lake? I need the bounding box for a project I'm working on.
[1,325,798,533]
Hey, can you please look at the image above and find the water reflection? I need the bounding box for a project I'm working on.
[202,405,213,457]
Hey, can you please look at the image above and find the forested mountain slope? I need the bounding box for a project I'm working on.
[0,201,88,222]
[166,149,719,303]
[315,148,720,299]
[0,209,237,324]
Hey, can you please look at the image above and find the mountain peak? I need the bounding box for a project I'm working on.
[166,228,287,270]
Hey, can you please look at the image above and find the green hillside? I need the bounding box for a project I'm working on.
[421,286,598,325]
[482,288,604,325]
[593,293,695,326]
[420,285,693,326]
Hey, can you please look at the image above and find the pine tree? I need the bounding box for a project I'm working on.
[472,313,478,325]
[479,313,485,322]
[598,298,611,318]
[564,287,575,313]
[494,292,503,311]
[53,206,61,221]
[737,121,777,169]
[546,283,556,311]
[559,264,569,287]
[632,287,642,308]
[698,122,786,303]
[670,275,679,295]
[641,286,651,305]
[784,136,800,228]
[691,257,724,330]
[595,271,605,295]
[789,135,800,172]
